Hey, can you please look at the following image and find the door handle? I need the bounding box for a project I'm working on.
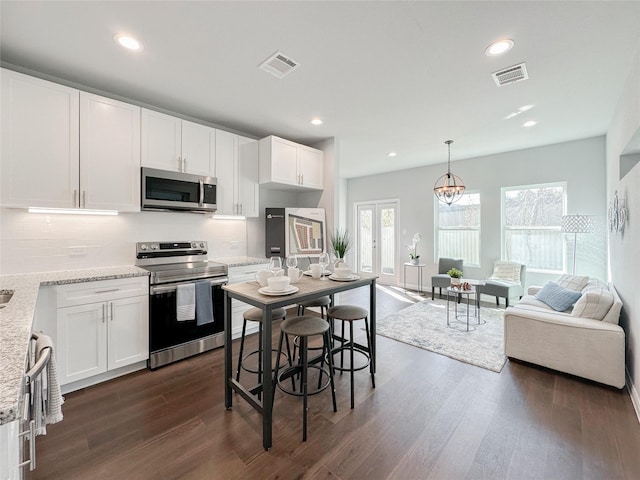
[199,178,204,206]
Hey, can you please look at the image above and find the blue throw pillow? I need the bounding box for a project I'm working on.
[535,282,582,312]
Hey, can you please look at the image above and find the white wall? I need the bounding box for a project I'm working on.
[347,136,608,288]
[606,40,640,405]
[0,208,247,274]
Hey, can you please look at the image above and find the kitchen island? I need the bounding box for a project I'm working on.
[223,273,377,450]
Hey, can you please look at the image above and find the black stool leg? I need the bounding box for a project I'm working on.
[349,321,355,409]
[325,330,337,412]
[301,336,308,442]
[272,330,285,408]
[257,323,263,400]
[235,318,248,382]
[364,316,375,388]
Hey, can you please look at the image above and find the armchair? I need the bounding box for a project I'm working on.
[478,261,526,308]
[431,258,463,300]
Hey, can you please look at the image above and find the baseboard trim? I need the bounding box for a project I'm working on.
[627,367,640,425]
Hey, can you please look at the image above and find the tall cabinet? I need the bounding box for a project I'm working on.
[215,130,259,217]
[0,68,141,211]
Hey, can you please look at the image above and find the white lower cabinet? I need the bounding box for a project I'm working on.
[228,264,269,338]
[56,277,149,386]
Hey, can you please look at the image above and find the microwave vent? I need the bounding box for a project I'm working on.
[491,62,529,87]
[258,51,300,79]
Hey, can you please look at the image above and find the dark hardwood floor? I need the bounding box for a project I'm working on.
[28,285,640,479]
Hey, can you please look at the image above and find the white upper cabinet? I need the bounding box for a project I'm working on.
[215,130,259,217]
[141,109,214,176]
[0,69,141,211]
[259,135,324,190]
[80,92,141,212]
[1,68,80,208]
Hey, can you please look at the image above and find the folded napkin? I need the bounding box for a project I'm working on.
[195,280,214,326]
[176,283,196,321]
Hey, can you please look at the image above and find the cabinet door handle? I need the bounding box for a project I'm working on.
[82,191,86,208]
[239,204,243,215]
[183,157,187,172]
[102,303,106,323]
[301,174,304,185]
[94,288,119,294]
[177,157,182,172]
[73,189,77,207]
[110,302,114,321]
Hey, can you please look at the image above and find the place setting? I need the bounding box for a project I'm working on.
[257,256,300,296]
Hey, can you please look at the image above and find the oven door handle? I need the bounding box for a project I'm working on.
[150,277,228,295]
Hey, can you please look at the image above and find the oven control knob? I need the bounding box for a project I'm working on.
[199,242,205,248]
[140,244,148,250]
[150,244,158,250]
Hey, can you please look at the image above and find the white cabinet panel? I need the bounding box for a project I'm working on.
[215,129,237,215]
[1,68,79,208]
[56,277,149,386]
[1,69,142,211]
[80,92,141,211]
[141,109,182,172]
[215,131,259,217]
[57,302,108,384]
[228,264,269,338]
[181,120,215,176]
[298,145,324,190]
[141,109,215,175]
[259,135,324,190]
[108,296,149,370]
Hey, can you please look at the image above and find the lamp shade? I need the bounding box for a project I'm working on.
[562,214,594,234]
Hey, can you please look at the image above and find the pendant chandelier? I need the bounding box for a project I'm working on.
[433,139,465,205]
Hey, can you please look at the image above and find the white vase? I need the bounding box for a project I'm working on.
[450,277,461,286]
[410,258,419,265]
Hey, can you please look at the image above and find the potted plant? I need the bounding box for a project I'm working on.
[447,267,463,286]
[330,228,352,264]
[407,233,421,264]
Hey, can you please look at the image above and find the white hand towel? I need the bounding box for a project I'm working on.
[176,283,196,321]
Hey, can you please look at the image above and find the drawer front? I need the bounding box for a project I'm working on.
[57,276,149,307]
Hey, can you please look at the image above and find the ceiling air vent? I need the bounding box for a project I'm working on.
[491,62,529,87]
[258,51,300,79]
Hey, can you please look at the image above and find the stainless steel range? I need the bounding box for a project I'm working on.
[136,241,228,369]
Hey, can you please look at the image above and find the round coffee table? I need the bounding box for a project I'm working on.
[446,286,483,331]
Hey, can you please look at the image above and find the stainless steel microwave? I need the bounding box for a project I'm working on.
[141,167,217,213]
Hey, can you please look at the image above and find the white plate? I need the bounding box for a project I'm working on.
[303,270,331,277]
[258,285,299,296]
[329,274,360,282]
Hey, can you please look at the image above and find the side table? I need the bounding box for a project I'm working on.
[446,286,484,331]
[403,262,426,295]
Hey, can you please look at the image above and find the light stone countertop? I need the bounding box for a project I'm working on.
[0,266,149,425]
[212,256,269,267]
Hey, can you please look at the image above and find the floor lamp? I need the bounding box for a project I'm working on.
[562,214,594,275]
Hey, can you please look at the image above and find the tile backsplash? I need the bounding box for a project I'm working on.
[0,208,247,274]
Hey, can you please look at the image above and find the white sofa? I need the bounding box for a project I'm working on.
[504,277,625,388]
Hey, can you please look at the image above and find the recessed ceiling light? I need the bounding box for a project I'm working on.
[518,104,534,112]
[505,112,519,120]
[388,152,397,157]
[114,34,143,51]
[485,39,514,56]
[522,120,537,127]
[310,118,323,126]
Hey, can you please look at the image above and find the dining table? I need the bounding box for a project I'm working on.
[223,272,378,450]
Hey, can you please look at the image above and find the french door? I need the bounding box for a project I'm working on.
[355,201,399,285]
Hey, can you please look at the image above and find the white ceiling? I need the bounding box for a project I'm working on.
[1,1,639,178]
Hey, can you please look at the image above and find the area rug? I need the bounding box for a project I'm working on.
[376,298,506,372]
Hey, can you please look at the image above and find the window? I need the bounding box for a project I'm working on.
[436,193,480,266]
[502,183,566,272]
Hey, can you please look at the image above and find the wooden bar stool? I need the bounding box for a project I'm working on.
[273,315,337,441]
[236,307,290,397]
[327,305,375,409]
